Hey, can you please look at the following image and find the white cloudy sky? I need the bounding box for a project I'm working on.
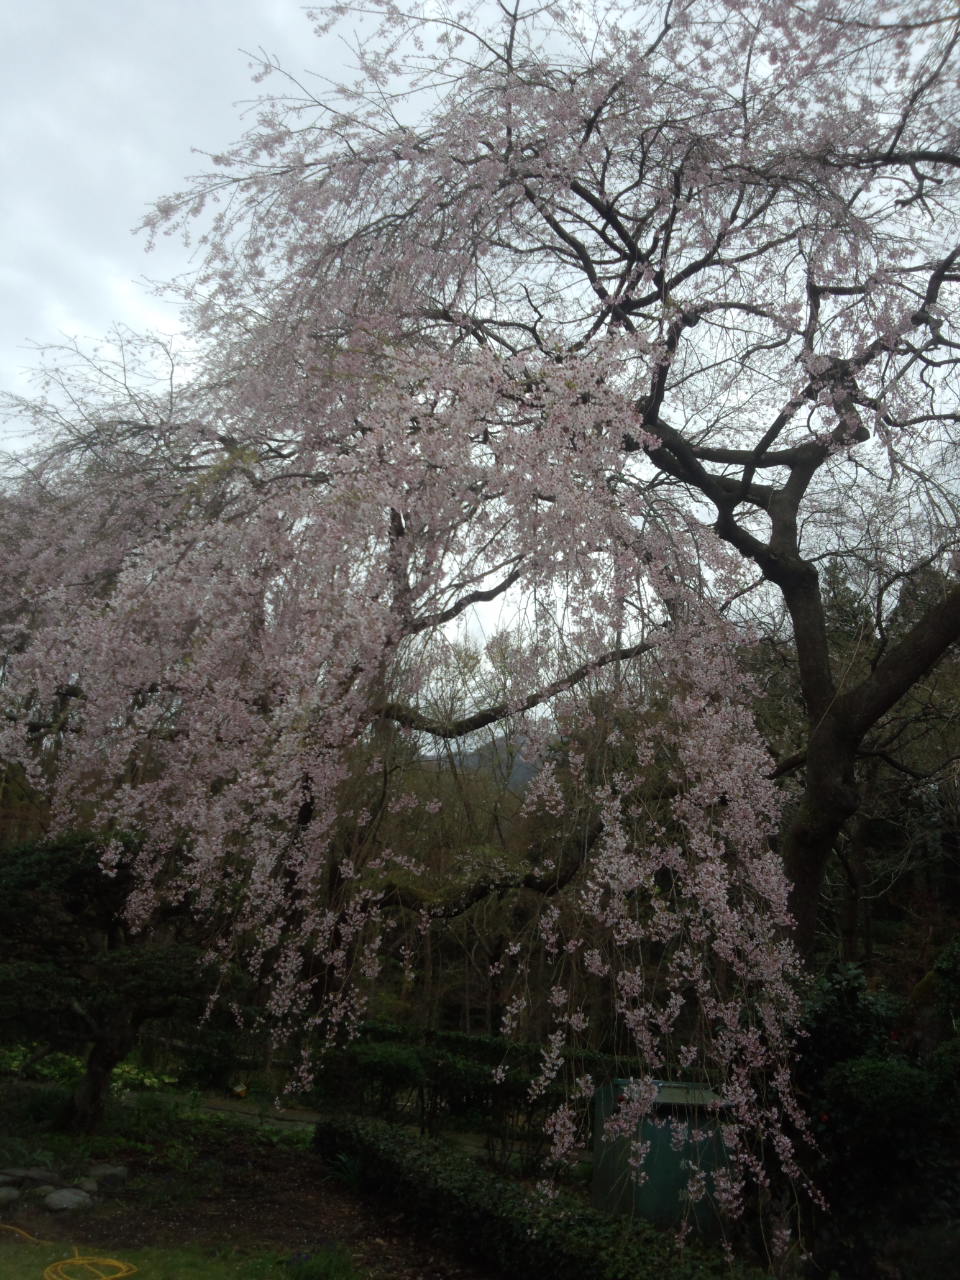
[0,1,349,424]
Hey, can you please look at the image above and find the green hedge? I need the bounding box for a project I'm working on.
[355,1023,646,1078]
[314,1023,643,1128]
[312,1113,767,1280]
[817,1055,955,1208]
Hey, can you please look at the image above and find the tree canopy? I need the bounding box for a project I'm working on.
[2,0,959,1229]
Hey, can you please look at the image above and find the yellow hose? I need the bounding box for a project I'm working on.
[42,1249,137,1279]
[0,1224,137,1278]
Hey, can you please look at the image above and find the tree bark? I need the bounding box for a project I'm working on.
[781,587,960,958]
[69,1024,136,1133]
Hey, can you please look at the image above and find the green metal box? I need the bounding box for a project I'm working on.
[591,1079,728,1233]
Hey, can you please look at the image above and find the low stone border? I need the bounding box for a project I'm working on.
[0,1163,127,1213]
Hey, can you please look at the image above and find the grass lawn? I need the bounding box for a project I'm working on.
[0,1229,360,1279]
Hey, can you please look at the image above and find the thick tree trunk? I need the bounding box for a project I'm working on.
[780,724,861,960]
[781,586,960,957]
[838,767,881,961]
[781,811,845,960]
[69,1026,136,1133]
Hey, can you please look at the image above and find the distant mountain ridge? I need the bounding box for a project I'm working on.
[423,734,538,793]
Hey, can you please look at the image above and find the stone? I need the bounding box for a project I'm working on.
[25,1168,57,1185]
[0,1186,20,1206]
[33,1185,59,1196]
[87,1163,128,1188]
[75,1177,99,1193]
[45,1188,93,1212]
[0,1166,56,1185]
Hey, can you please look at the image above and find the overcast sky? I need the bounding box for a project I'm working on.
[0,1,346,421]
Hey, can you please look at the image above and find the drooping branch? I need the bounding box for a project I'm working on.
[382,818,604,918]
[409,562,524,635]
[378,638,654,738]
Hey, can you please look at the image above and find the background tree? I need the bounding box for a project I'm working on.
[0,834,209,1131]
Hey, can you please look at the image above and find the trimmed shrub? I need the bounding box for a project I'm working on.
[818,1056,948,1214]
[312,1113,766,1280]
[809,1053,960,1278]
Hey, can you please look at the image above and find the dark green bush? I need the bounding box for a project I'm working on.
[795,964,903,1093]
[0,1080,75,1135]
[353,1041,425,1114]
[312,1113,766,1280]
[810,1053,960,1277]
[933,939,960,1024]
[316,1040,424,1116]
[313,1029,572,1172]
[821,1055,936,1158]
[928,1036,960,1106]
[792,959,959,1278]
[817,1055,957,1225]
